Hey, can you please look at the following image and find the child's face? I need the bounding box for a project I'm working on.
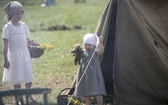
[11,11,23,22]
[84,43,95,51]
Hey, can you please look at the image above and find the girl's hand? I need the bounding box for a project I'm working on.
[28,39,40,46]
[99,36,103,43]
[97,36,104,56]
[4,59,10,69]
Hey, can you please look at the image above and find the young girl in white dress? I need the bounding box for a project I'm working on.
[2,1,39,103]
[75,33,106,105]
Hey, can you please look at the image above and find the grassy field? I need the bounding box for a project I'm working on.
[0,0,109,104]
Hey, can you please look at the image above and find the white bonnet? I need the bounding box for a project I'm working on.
[83,33,99,45]
[83,33,99,51]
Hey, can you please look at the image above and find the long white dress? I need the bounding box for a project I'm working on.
[2,22,34,84]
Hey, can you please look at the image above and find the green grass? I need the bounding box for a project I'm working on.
[0,0,109,104]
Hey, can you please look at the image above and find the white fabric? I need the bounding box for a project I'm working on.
[2,22,34,84]
[83,33,98,45]
[83,33,99,51]
[4,1,24,15]
[9,1,24,15]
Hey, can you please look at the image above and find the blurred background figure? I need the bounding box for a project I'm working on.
[41,0,55,7]
[74,0,86,3]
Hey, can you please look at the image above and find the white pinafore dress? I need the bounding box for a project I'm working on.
[2,22,34,84]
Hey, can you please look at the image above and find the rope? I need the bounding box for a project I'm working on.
[67,50,96,105]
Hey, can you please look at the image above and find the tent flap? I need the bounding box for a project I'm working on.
[95,0,168,104]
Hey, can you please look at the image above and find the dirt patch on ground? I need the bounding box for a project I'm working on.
[40,25,82,31]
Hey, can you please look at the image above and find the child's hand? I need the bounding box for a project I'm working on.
[28,40,40,46]
[97,36,104,56]
[99,36,103,43]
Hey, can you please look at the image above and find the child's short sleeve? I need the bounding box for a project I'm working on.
[23,23,30,38]
[2,25,9,39]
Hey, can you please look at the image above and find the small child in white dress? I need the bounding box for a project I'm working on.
[2,1,39,103]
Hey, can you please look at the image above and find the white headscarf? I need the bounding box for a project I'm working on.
[83,33,99,51]
[4,1,24,15]
[4,1,24,21]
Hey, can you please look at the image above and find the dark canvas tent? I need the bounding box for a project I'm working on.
[95,0,168,104]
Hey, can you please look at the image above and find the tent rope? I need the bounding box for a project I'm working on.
[67,50,96,105]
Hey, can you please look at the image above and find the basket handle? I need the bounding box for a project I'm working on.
[58,88,71,96]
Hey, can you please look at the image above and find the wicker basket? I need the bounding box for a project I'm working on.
[57,88,74,105]
[28,45,45,58]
